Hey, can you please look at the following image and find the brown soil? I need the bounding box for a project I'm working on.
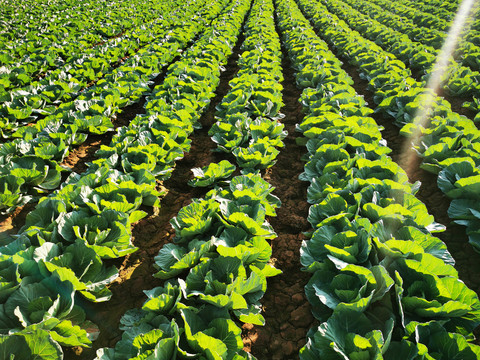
[247,39,315,359]
[61,138,103,174]
[90,29,127,49]
[66,31,243,360]
[0,202,36,236]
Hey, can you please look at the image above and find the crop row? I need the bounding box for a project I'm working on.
[395,0,478,34]
[320,0,480,101]
[1,0,128,40]
[0,0,160,72]
[94,0,291,357]
[0,0,221,215]
[346,0,446,50]
[276,0,480,357]
[0,0,236,356]
[391,0,456,21]
[400,0,459,19]
[362,0,480,70]
[367,0,448,31]
[0,0,189,134]
[1,0,104,52]
[210,0,285,169]
[399,0,479,76]
[354,0,480,76]
[296,0,480,253]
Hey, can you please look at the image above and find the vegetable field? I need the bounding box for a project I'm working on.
[2,0,480,358]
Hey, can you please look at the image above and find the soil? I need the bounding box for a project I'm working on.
[90,29,127,49]
[436,87,479,128]
[248,51,315,360]
[0,202,36,236]
[60,138,103,175]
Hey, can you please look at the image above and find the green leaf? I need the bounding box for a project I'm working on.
[188,160,236,187]
[308,194,349,228]
[180,308,228,360]
[46,320,91,347]
[0,330,63,359]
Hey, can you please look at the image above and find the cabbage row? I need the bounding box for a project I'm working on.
[349,0,480,76]
[340,0,447,50]
[209,0,285,169]
[399,0,458,19]
[0,0,218,215]
[97,171,281,360]
[1,0,132,45]
[360,0,480,115]
[0,0,161,81]
[390,0,456,21]
[276,0,480,357]
[95,170,280,360]
[0,0,245,356]
[297,0,480,252]
[378,0,475,34]
[0,0,185,134]
[364,0,480,60]
[1,0,105,62]
[357,0,480,79]
[367,0,449,31]
[319,0,480,99]
[94,0,290,358]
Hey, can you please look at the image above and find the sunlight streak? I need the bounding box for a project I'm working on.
[399,0,478,178]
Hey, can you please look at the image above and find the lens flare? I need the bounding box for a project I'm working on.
[399,0,478,179]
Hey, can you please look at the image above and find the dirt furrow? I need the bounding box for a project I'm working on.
[247,43,315,360]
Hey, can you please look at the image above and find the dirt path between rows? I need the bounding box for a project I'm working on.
[247,31,315,359]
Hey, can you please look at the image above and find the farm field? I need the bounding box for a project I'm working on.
[1,0,480,358]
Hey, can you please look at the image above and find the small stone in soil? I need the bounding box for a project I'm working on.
[281,327,297,341]
[280,341,296,356]
[291,293,304,305]
[290,303,313,328]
